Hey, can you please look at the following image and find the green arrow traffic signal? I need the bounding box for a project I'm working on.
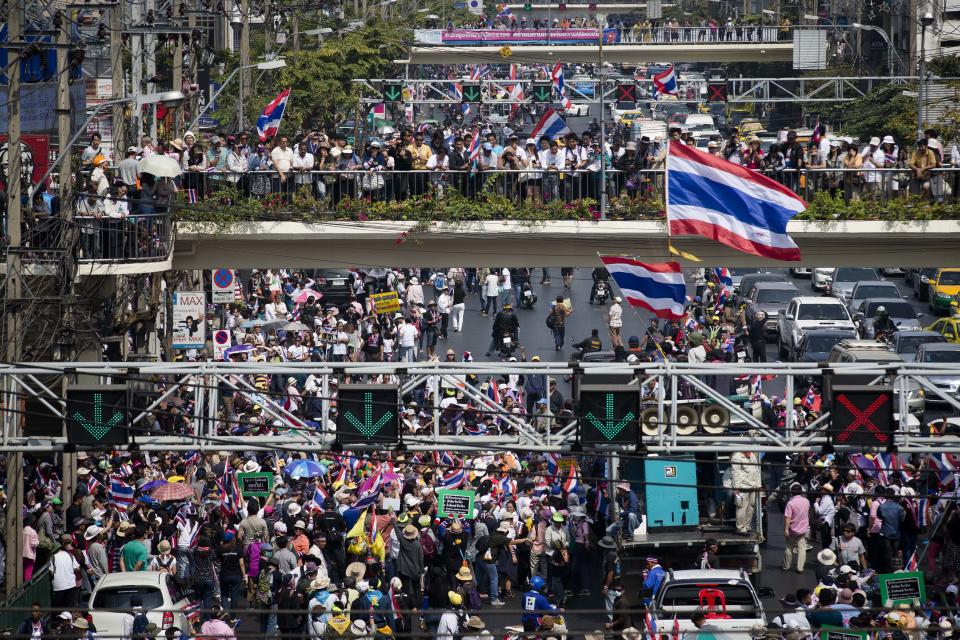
[584,393,635,440]
[73,393,124,440]
[343,392,394,438]
[532,82,552,103]
[383,83,403,102]
[462,82,481,103]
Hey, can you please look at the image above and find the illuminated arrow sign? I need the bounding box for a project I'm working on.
[578,384,640,447]
[532,82,552,103]
[336,384,400,446]
[462,82,482,103]
[66,385,129,447]
[383,83,403,102]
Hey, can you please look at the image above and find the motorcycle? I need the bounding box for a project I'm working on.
[593,280,610,305]
[520,283,537,309]
[497,332,519,359]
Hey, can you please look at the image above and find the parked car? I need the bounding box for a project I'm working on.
[926,316,960,343]
[846,281,903,316]
[777,296,856,359]
[312,268,355,303]
[90,572,193,640]
[911,268,938,301]
[736,272,789,306]
[928,268,960,314]
[851,298,922,339]
[812,267,835,292]
[744,281,800,340]
[913,343,960,403]
[888,330,946,363]
[651,570,772,636]
[827,267,882,306]
[791,328,858,362]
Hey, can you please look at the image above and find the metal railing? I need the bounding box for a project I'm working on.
[0,564,50,632]
[423,25,797,45]
[174,166,960,214]
[74,212,174,263]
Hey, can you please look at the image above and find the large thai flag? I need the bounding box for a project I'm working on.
[667,141,804,261]
[256,88,291,142]
[550,63,573,110]
[652,65,679,99]
[530,108,571,142]
[600,256,686,320]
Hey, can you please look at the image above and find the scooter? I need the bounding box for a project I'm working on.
[519,283,537,309]
[497,333,519,359]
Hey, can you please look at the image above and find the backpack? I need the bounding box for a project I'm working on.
[131,613,150,640]
[420,529,439,559]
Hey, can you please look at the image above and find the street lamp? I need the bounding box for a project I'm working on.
[918,11,935,138]
[187,59,287,133]
[34,91,186,190]
[852,22,896,77]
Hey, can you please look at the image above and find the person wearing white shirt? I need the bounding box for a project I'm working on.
[540,141,563,202]
[406,277,424,307]
[563,136,589,200]
[814,484,836,549]
[291,143,316,189]
[270,136,295,195]
[396,318,418,362]
[50,539,81,606]
[482,270,500,316]
[226,146,247,183]
[500,267,512,307]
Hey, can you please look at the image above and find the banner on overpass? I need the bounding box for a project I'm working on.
[415,28,620,45]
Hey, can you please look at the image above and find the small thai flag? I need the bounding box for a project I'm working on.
[314,485,329,505]
[905,552,918,572]
[441,468,465,489]
[187,189,199,204]
[87,476,103,495]
[671,615,680,640]
[500,476,517,496]
[117,464,135,478]
[109,480,135,510]
[561,465,578,494]
[644,611,658,635]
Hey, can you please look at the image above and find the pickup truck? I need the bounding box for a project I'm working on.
[651,569,772,638]
[777,296,856,359]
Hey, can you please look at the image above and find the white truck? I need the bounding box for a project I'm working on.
[777,296,856,359]
[651,569,773,638]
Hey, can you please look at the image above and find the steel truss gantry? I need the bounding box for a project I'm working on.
[2,361,960,454]
[355,76,948,105]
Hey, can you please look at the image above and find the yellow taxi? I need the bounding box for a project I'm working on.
[928,268,960,314]
[925,315,960,343]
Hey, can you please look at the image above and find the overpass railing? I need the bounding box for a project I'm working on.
[172,167,960,221]
[416,25,799,46]
[1,361,959,454]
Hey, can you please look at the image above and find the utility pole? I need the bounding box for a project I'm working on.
[239,0,250,132]
[145,0,157,141]
[111,0,126,156]
[57,11,73,206]
[597,13,606,219]
[292,2,300,51]
[4,0,24,592]
[173,0,183,134]
[131,0,143,141]
[188,7,198,128]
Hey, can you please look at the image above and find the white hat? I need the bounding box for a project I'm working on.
[870,136,881,146]
[84,525,103,540]
[882,135,896,144]
[287,502,302,516]
[525,138,536,146]
[410,277,419,284]
[350,619,368,635]
[614,296,622,303]
[838,564,855,574]
[242,460,261,473]
[817,548,837,566]
[404,494,421,508]
[274,521,288,534]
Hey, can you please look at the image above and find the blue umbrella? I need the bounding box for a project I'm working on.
[140,479,168,493]
[223,344,255,360]
[284,459,328,479]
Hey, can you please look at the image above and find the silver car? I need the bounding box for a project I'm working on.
[914,343,960,402]
[828,267,882,305]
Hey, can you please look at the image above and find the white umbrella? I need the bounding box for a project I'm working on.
[138,154,182,178]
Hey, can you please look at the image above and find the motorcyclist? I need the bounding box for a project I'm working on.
[872,305,896,338]
[488,302,520,356]
[590,266,610,304]
[521,576,557,632]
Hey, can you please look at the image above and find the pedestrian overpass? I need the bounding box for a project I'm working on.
[171,219,960,269]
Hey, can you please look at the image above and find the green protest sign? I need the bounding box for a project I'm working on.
[437,489,476,519]
[878,571,925,606]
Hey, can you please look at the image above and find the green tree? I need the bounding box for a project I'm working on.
[213,19,409,136]
[824,84,917,143]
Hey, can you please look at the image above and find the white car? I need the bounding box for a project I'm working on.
[777,296,856,359]
[812,267,835,291]
[789,267,812,277]
[90,572,193,639]
[652,569,771,636]
[564,103,589,117]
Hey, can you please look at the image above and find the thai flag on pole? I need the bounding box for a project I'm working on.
[500,476,517,496]
[667,140,804,261]
[644,611,658,635]
[530,108,571,142]
[904,551,918,572]
[652,65,679,99]
[599,256,686,320]
[109,480,135,510]
[486,377,501,404]
[314,484,329,505]
[496,3,512,17]
[713,268,733,289]
[354,487,382,510]
[256,88,291,142]
[509,64,524,118]
[550,63,573,110]
[87,475,103,495]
